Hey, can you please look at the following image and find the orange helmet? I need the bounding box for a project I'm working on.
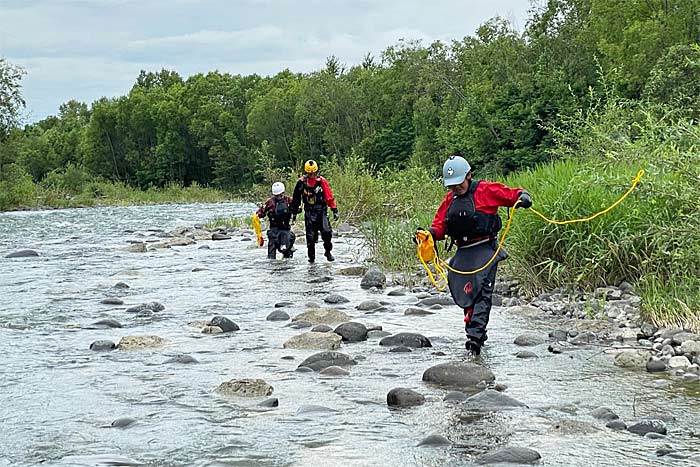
[304,159,319,174]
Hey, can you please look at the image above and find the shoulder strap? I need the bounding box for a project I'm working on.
[467,180,480,195]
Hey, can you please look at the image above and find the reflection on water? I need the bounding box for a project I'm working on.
[1,203,699,467]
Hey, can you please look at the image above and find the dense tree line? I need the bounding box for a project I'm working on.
[1,0,699,192]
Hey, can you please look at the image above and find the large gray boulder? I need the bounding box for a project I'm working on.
[283,332,342,350]
[297,351,357,371]
[476,447,541,464]
[293,308,350,325]
[387,388,425,407]
[422,361,495,388]
[464,390,527,410]
[379,332,431,348]
[216,378,273,397]
[360,266,386,289]
[334,322,368,342]
[614,350,651,368]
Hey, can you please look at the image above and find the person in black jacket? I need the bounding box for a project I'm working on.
[256,182,296,259]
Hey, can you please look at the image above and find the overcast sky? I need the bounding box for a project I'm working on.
[1,0,533,122]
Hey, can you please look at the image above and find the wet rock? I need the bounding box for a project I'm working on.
[111,417,137,428]
[515,351,538,359]
[212,233,231,240]
[117,335,166,350]
[671,332,699,346]
[549,329,568,341]
[443,391,469,402]
[308,275,333,284]
[628,420,667,436]
[514,332,545,346]
[606,419,627,430]
[680,340,700,356]
[590,407,619,422]
[404,307,435,316]
[322,294,350,304]
[296,366,313,373]
[389,346,413,353]
[464,390,527,409]
[258,397,279,408]
[216,378,273,397]
[163,354,199,364]
[191,267,207,272]
[266,310,290,321]
[334,322,368,342]
[639,322,658,338]
[311,324,333,332]
[417,434,451,447]
[92,318,122,328]
[126,243,147,253]
[380,332,432,348]
[274,301,294,308]
[293,308,350,325]
[387,288,408,296]
[283,331,342,350]
[113,281,130,289]
[202,325,224,334]
[422,361,495,388]
[614,350,651,368]
[287,320,312,329]
[367,330,391,339]
[387,388,425,407]
[208,315,239,332]
[476,447,541,465]
[297,351,357,371]
[668,355,691,369]
[360,266,386,289]
[125,301,165,313]
[418,296,454,307]
[90,340,116,351]
[356,300,382,311]
[5,249,39,258]
[337,266,367,276]
[569,331,597,345]
[100,297,124,305]
[320,366,350,377]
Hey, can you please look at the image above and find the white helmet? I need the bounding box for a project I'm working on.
[271,182,285,195]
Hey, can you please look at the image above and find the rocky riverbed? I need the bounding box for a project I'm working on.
[1,202,699,467]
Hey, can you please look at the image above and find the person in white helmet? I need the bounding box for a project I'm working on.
[256,182,296,259]
[415,152,531,357]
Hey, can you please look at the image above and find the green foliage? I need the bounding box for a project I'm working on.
[0,58,26,139]
[0,163,36,210]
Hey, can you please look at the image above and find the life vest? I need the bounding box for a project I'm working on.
[445,180,502,243]
[268,196,291,228]
[302,176,326,209]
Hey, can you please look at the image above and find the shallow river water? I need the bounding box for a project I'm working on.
[1,203,699,467]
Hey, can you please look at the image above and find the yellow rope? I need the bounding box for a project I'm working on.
[416,169,645,288]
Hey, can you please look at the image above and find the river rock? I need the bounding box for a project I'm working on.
[368,330,391,339]
[117,335,166,350]
[387,388,425,407]
[125,301,165,313]
[515,350,538,359]
[463,390,526,410]
[476,447,541,465]
[163,354,199,364]
[212,233,231,240]
[208,315,239,332]
[422,361,495,388]
[92,318,122,328]
[297,351,357,371]
[671,332,700,346]
[417,434,451,447]
[90,340,116,351]
[389,346,412,353]
[668,355,692,369]
[111,417,137,428]
[216,378,273,397]
[337,266,367,276]
[614,350,651,368]
[628,420,667,436]
[283,331,342,350]
[404,307,435,316]
[514,332,545,346]
[379,332,431,348]
[646,358,667,372]
[267,310,290,321]
[296,405,338,415]
[274,301,294,308]
[311,324,333,332]
[590,407,619,421]
[100,298,124,305]
[308,275,333,284]
[288,320,312,329]
[323,294,350,304]
[443,391,469,402]
[293,308,350,325]
[356,300,382,311]
[418,296,454,306]
[202,325,223,334]
[360,266,386,289]
[606,419,627,430]
[387,288,408,296]
[334,322,368,342]
[319,366,350,377]
[258,397,279,408]
[5,249,39,258]
[680,340,700,356]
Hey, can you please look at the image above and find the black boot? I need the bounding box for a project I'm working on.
[465,338,481,357]
[324,251,335,262]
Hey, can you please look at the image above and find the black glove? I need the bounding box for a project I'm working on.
[292,214,296,222]
[516,191,532,209]
[413,227,434,244]
[332,208,339,221]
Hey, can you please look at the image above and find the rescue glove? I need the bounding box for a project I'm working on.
[332,208,339,221]
[516,191,532,209]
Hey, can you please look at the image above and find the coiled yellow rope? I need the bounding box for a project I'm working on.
[417,169,645,291]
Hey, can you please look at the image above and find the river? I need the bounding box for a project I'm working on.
[1,203,698,466]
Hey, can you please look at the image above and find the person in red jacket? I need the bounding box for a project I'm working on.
[291,159,338,263]
[256,182,296,259]
[416,153,531,356]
